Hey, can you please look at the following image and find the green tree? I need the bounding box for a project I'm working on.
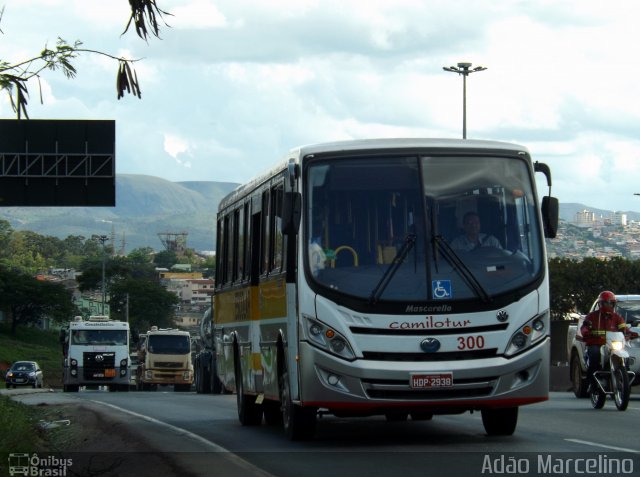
[128,247,155,266]
[0,219,12,250]
[0,1,170,118]
[153,250,178,269]
[549,257,640,319]
[0,266,77,333]
[110,277,178,334]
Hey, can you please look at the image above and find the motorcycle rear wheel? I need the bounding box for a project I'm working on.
[612,366,630,411]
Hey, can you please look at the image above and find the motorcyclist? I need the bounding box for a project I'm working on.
[580,290,628,391]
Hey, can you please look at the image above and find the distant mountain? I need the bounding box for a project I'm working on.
[0,175,239,252]
[1,177,638,253]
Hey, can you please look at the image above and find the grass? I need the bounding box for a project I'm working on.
[0,395,43,451]
[0,325,68,475]
[0,324,63,388]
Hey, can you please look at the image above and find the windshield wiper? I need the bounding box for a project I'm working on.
[368,233,416,305]
[433,235,491,303]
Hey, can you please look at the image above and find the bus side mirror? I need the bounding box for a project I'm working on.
[541,196,559,239]
[282,191,301,236]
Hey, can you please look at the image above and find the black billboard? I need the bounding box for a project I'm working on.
[0,119,115,206]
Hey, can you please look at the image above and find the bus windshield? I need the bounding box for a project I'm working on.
[305,153,543,303]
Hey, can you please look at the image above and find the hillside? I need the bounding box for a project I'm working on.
[0,175,239,252]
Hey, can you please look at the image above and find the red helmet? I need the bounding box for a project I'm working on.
[598,290,617,312]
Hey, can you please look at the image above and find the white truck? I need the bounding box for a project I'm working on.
[136,326,193,391]
[62,315,131,392]
[567,294,640,398]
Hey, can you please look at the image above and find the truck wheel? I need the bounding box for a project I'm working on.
[481,407,518,436]
[571,354,588,398]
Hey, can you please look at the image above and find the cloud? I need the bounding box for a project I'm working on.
[4,0,640,212]
[163,134,191,167]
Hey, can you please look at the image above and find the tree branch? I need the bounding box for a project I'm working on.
[122,0,172,41]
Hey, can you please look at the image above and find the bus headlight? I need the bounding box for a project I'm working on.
[303,315,356,361]
[120,358,128,368]
[505,312,548,357]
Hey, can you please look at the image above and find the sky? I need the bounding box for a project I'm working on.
[2,0,640,213]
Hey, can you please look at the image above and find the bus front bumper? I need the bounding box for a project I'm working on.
[296,338,549,414]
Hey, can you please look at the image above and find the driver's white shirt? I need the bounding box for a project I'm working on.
[450,233,501,252]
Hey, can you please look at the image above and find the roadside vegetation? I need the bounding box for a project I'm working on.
[548,256,640,318]
[0,395,44,453]
[0,326,69,475]
[0,323,62,387]
[0,324,66,473]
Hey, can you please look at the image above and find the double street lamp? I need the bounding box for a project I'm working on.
[443,62,487,139]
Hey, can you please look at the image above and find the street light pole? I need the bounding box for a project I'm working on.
[443,62,487,139]
[92,234,110,315]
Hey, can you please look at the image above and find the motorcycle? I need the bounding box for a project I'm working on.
[590,330,636,411]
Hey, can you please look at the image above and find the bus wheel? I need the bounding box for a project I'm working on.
[280,370,316,440]
[263,400,284,426]
[212,356,222,394]
[481,407,518,436]
[235,356,262,426]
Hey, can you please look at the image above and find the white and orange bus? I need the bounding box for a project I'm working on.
[212,138,558,440]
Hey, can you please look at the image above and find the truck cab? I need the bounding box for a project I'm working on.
[136,327,193,391]
[62,315,131,392]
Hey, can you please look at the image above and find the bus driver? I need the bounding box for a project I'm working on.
[450,211,502,252]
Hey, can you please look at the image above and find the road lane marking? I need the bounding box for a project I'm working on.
[91,400,277,477]
[565,439,640,454]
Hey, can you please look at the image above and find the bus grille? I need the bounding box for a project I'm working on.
[361,349,498,361]
[365,387,493,399]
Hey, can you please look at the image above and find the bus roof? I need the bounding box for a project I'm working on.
[292,137,529,156]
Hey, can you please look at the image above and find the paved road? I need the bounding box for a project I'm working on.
[5,388,640,477]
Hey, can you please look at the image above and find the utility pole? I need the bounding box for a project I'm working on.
[92,234,110,315]
[443,62,487,139]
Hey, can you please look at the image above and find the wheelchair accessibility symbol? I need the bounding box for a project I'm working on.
[432,280,452,299]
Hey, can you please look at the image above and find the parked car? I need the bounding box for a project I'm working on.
[5,361,44,389]
[567,294,640,397]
